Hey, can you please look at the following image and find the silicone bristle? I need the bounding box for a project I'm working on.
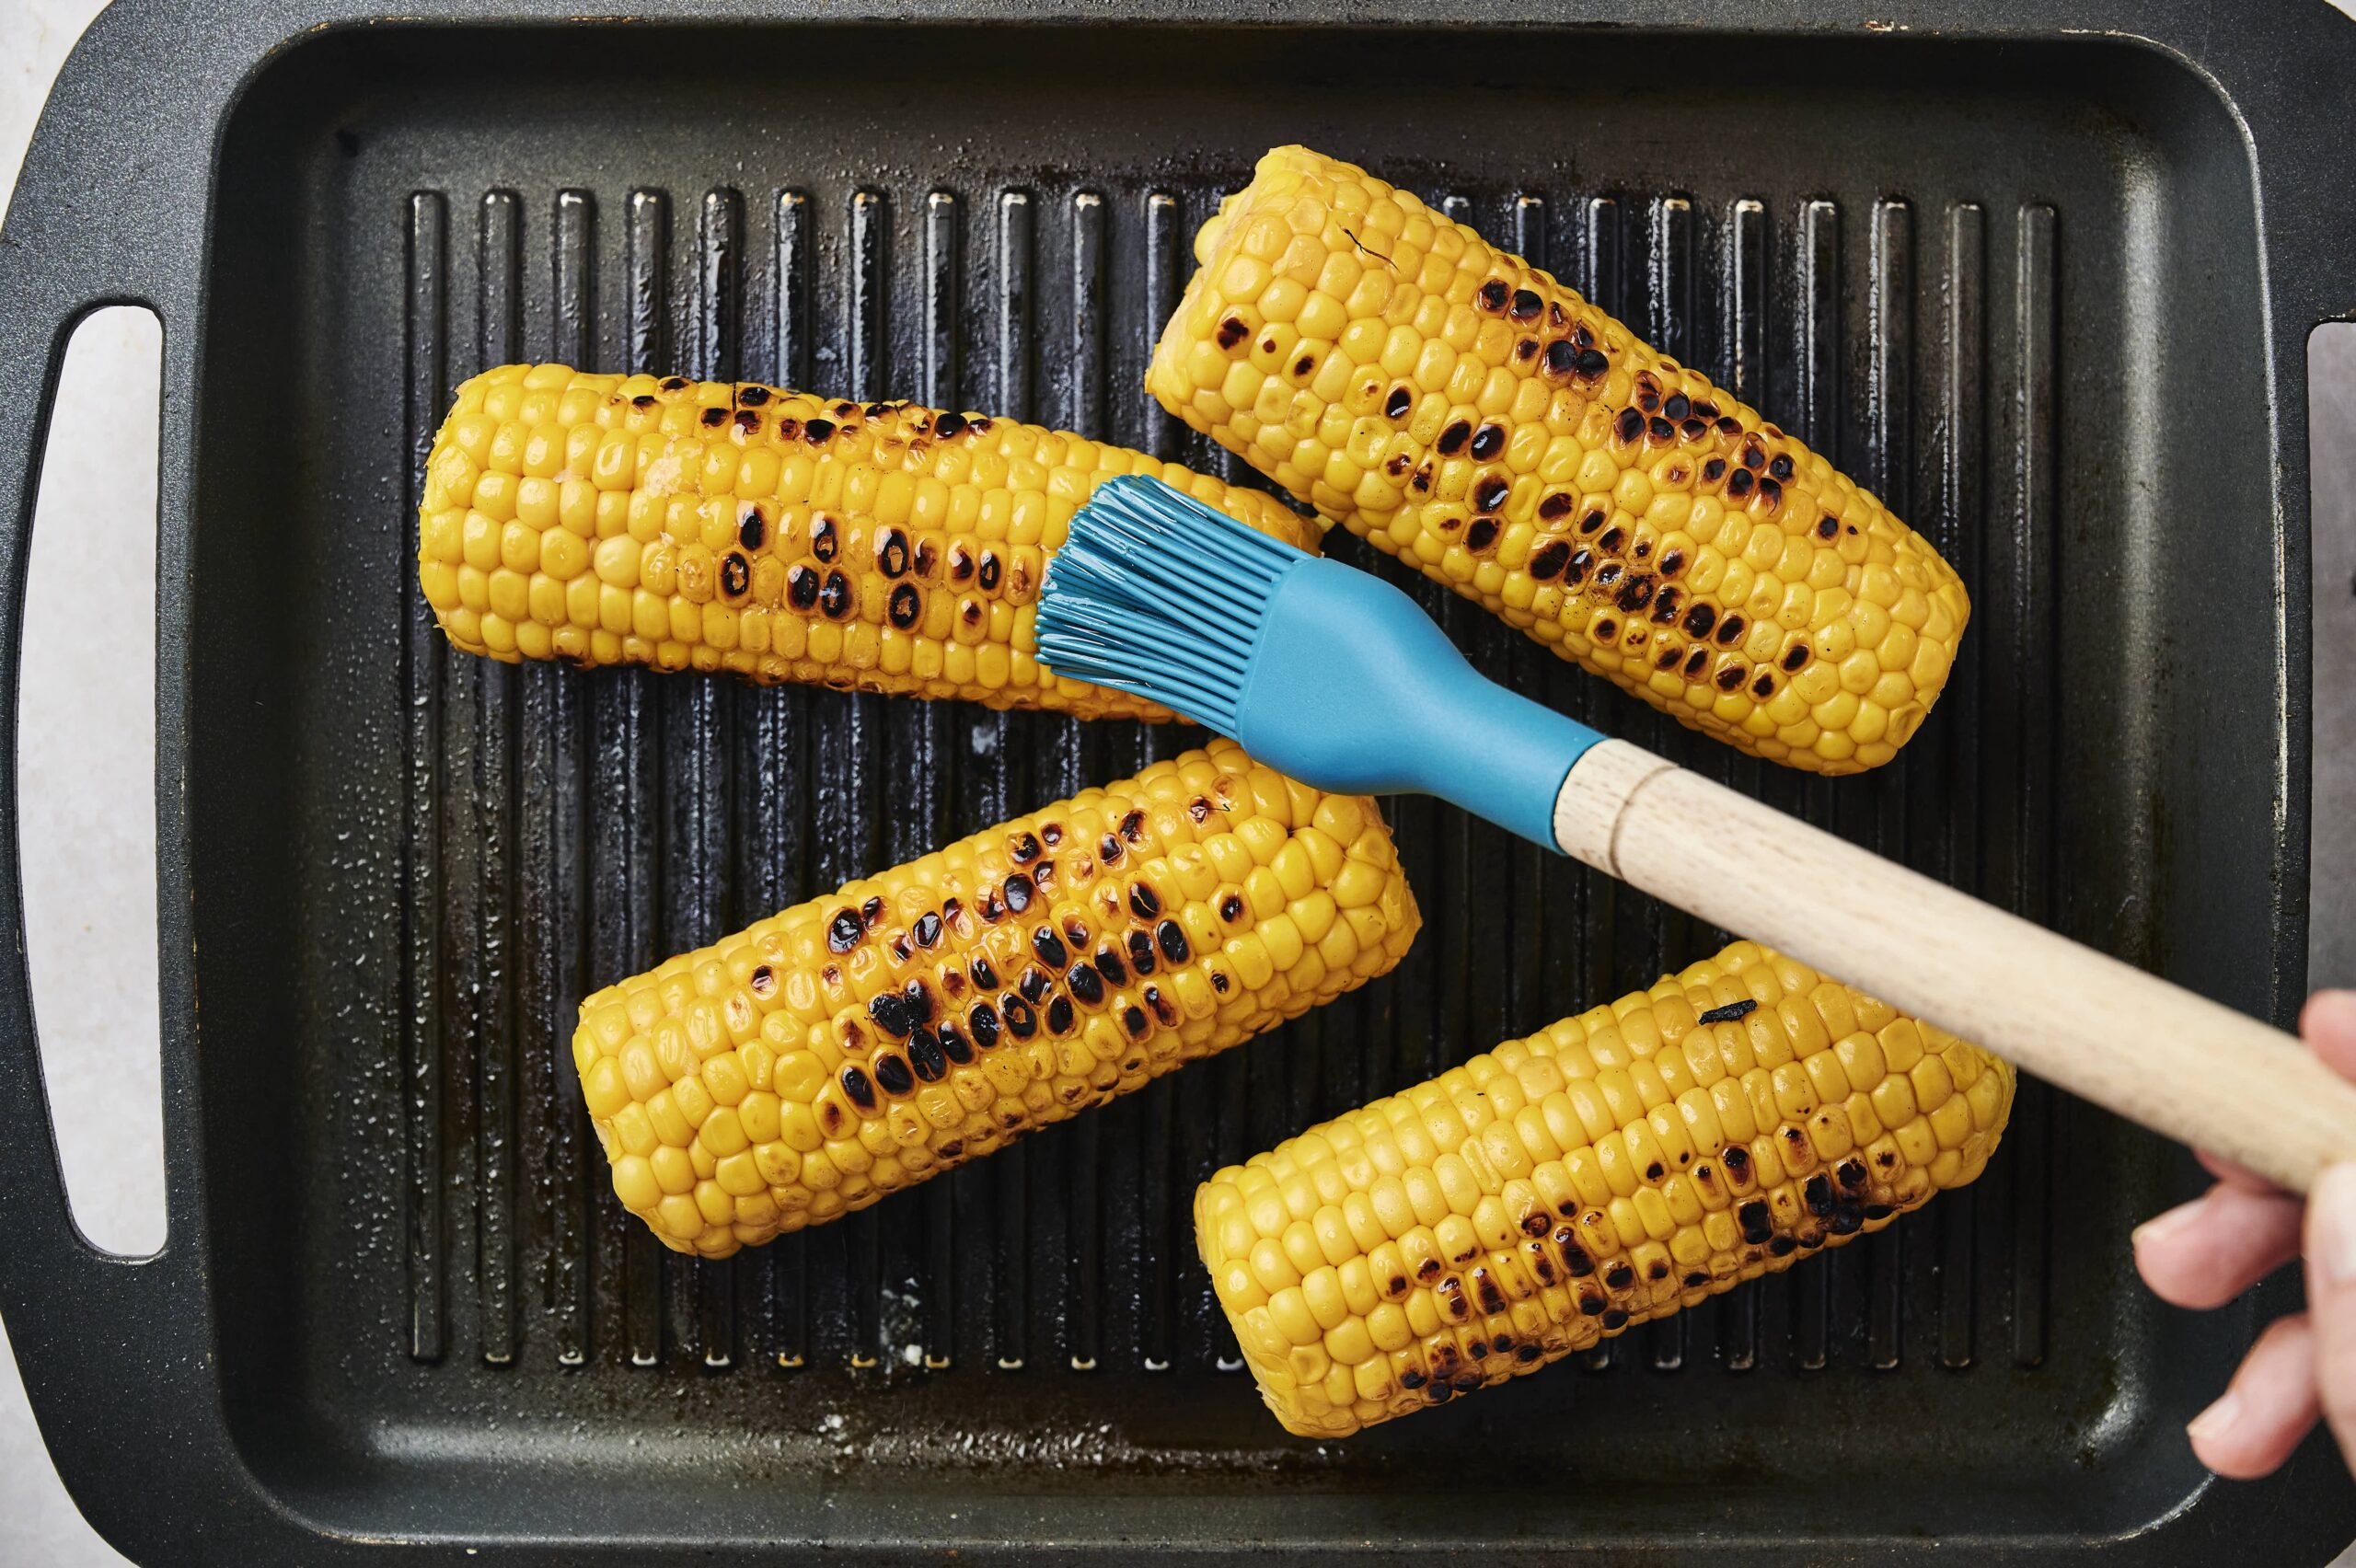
[1035,476,1308,733]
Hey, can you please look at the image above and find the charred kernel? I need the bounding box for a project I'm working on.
[1477,278,1510,312]
[700,407,729,428]
[1656,647,1682,671]
[1045,995,1076,1035]
[901,978,935,1024]
[1577,1293,1607,1317]
[1068,963,1106,1005]
[1657,549,1685,578]
[1756,477,1783,508]
[1662,393,1690,421]
[907,1028,949,1082]
[1723,1146,1752,1175]
[1002,874,1035,914]
[629,394,658,409]
[1647,416,1675,443]
[1829,1204,1865,1236]
[1292,355,1315,376]
[968,1003,1001,1051]
[977,889,1005,921]
[948,544,976,582]
[1040,822,1063,847]
[1508,288,1542,321]
[1634,376,1661,412]
[1683,648,1708,677]
[1122,1004,1151,1039]
[1612,408,1645,444]
[1019,966,1052,1005]
[1646,1259,1670,1281]
[887,582,921,628]
[748,963,777,997]
[1838,1159,1869,1190]
[1000,996,1037,1039]
[872,1053,917,1096]
[1216,316,1250,349]
[1615,576,1656,613]
[1126,929,1157,974]
[1738,1200,1773,1243]
[1768,453,1794,481]
[803,417,836,444]
[1155,918,1191,963]
[1782,644,1811,672]
[787,565,820,611]
[720,552,751,599]
[1817,514,1840,540]
[931,409,967,438]
[811,516,840,561]
[1682,603,1717,638]
[1465,518,1499,553]
[1604,1262,1636,1291]
[1383,385,1414,420]
[1595,563,1623,588]
[1098,834,1124,865]
[1578,510,1608,536]
[1699,998,1758,1024]
[1527,540,1571,581]
[1864,1203,1895,1220]
[1713,663,1746,691]
[1566,552,1593,589]
[861,896,885,928]
[1119,809,1147,843]
[818,570,853,619]
[1437,421,1472,455]
[1750,673,1774,698]
[827,909,864,952]
[1218,893,1246,923]
[978,551,1002,593]
[1651,586,1683,621]
[1092,947,1128,986]
[876,528,910,577]
[1010,831,1042,865]
[1701,457,1728,484]
[738,510,767,550]
[1514,338,1539,363]
[1542,339,1578,377]
[1726,467,1755,500]
[1804,1174,1835,1216]
[1768,1235,1798,1258]
[840,1065,878,1110]
[868,990,915,1038]
[1715,416,1742,436]
[1576,347,1610,379]
[1469,423,1506,460]
[1715,615,1747,645]
[1538,491,1574,523]
[1597,526,1626,555]
[733,409,763,435]
[1600,1308,1629,1331]
[1032,927,1068,968]
[1739,436,1766,470]
[1210,970,1230,995]
[1644,1161,1665,1182]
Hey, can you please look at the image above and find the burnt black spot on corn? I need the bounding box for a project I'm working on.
[1145,147,1969,774]
[421,365,1321,719]
[576,738,1417,1260]
[1194,940,2013,1436]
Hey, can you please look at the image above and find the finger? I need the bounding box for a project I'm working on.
[2194,1149,2285,1194]
[2302,990,2356,1080]
[2132,1183,2304,1309]
[2185,1313,2320,1479]
[2305,1161,2356,1472]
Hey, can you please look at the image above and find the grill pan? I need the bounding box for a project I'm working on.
[4,1,2355,1560]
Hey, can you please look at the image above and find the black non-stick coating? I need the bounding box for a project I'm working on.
[2,2,2354,1562]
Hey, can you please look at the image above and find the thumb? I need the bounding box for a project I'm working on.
[2305,1162,2356,1467]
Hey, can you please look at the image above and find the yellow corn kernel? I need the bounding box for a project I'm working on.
[1149,148,1970,774]
[1195,940,2013,1437]
[578,738,1418,1257]
[422,366,1322,718]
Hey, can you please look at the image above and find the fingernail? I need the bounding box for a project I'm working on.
[2310,989,2356,1039]
[2187,1389,2242,1447]
[2311,1163,2356,1286]
[2132,1193,2208,1253]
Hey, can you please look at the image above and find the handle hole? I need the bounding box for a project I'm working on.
[19,304,164,1259]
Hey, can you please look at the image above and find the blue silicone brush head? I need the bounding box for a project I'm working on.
[1036,476,1604,850]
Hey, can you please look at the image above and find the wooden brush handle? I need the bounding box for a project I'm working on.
[1553,739,2356,1195]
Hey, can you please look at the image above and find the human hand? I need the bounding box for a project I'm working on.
[2132,990,2356,1477]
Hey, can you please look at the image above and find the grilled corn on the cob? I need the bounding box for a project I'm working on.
[1195,940,2012,1436]
[1147,147,1969,774]
[419,363,1322,719]
[576,738,1419,1258]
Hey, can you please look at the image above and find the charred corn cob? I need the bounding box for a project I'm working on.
[576,738,1418,1258]
[1148,147,1969,774]
[419,363,1322,719]
[1195,940,2013,1436]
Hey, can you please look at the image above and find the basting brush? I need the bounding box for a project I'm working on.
[1037,475,2356,1193]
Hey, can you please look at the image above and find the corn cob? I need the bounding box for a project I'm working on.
[575,738,1419,1258]
[418,363,1322,719]
[1195,940,2013,1436]
[1147,147,1970,774]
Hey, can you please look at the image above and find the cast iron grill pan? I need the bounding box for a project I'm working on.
[3,6,2353,1562]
